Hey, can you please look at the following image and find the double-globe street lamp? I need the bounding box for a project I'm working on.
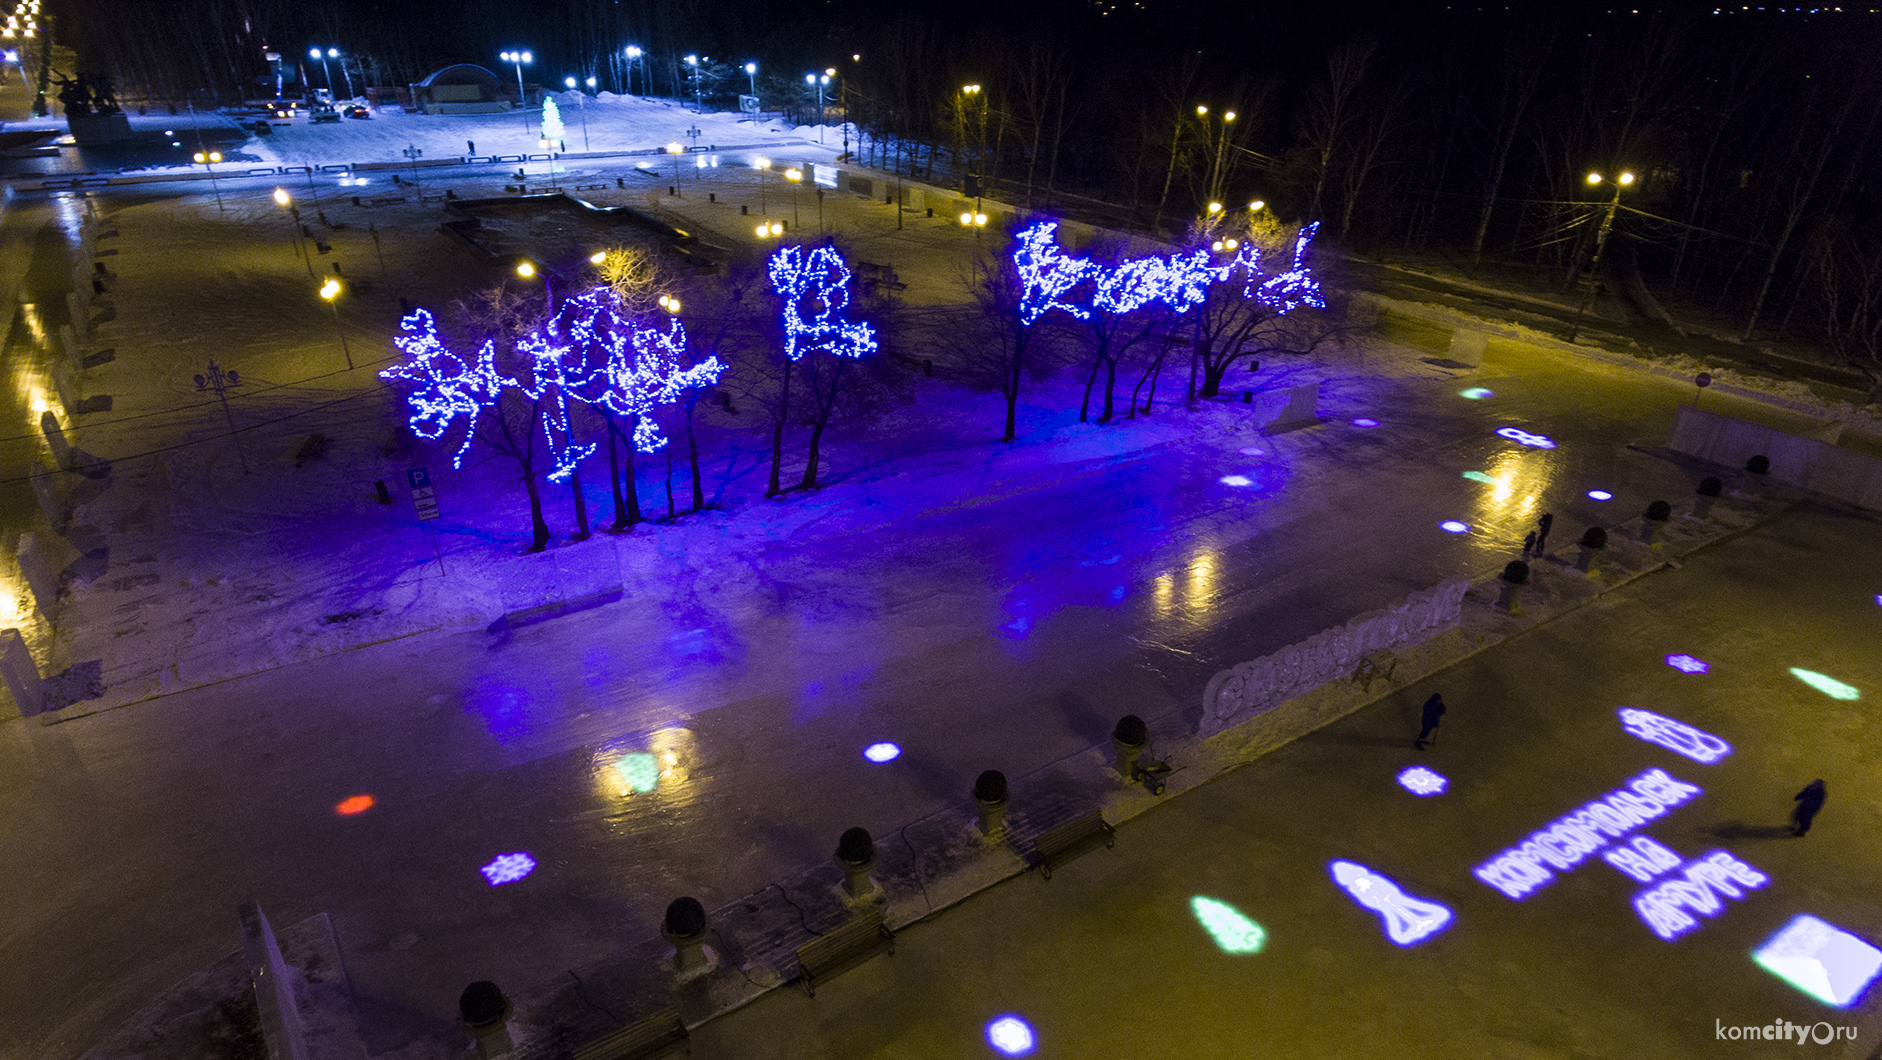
[624,46,642,95]
[1566,170,1635,343]
[807,72,830,142]
[192,150,223,211]
[501,50,532,133]
[563,76,595,150]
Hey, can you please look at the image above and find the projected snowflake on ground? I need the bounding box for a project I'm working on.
[1755,916,1882,1008]
[1587,490,1614,501]
[1473,768,1702,899]
[985,1016,1036,1056]
[480,852,537,886]
[1664,654,1709,674]
[1618,708,1731,763]
[1496,426,1556,449]
[1439,521,1470,534]
[863,742,901,763]
[1190,896,1266,953]
[1352,418,1380,428]
[1790,668,1860,700]
[1329,861,1452,945]
[1633,851,1768,940]
[1220,474,1254,487]
[1397,766,1448,796]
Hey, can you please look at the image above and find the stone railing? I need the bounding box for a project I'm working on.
[1201,578,1469,735]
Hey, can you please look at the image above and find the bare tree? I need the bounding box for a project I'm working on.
[1297,39,1375,222]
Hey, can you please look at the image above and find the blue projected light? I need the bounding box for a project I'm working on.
[1618,708,1731,764]
[1587,490,1614,501]
[1397,766,1448,796]
[1352,417,1380,428]
[1665,654,1709,674]
[1755,916,1882,1008]
[986,1016,1036,1056]
[1439,521,1471,534]
[1220,474,1254,487]
[1496,426,1556,449]
[1633,851,1768,940]
[480,852,537,886]
[1329,861,1452,946]
[1239,445,1266,456]
[1473,768,1703,899]
[864,742,901,763]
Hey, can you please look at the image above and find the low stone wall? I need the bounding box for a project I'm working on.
[1667,404,1882,512]
[1200,577,1470,736]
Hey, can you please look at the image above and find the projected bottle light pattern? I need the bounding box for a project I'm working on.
[480,852,537,886]
[1618,708,1731,764]
[1220,474,1254,487]
[985,1016,1036,1056]
[1664,654,1709,674]
[863,742,901,763]
[1632,851,1768,940]
[1496,426,1556,449]
[1472,768,1702,899]
[1397,766,1448,796]
[1789,668,1860,700]
[1459,387,1495,400]
[1190,896,1266,953]
[1329,861,1452,945]
[1755,915,1882,1008]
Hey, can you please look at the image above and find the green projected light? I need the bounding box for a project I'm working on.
[1460,387,1495,400]
[614,753,661,793]
[1790,669,1861,701]
[1191,896,1266,953]
[1462,471,1499,484]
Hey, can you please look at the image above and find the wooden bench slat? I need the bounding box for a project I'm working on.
[794,909,894,997]
[1033,810,1116,879]
[568,1007,689,1060]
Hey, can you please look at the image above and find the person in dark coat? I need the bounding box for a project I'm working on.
[1523,531,1537,556]
[1534,513,1555,555]
[1416,693,1446,750]
[1791,779,1827,836]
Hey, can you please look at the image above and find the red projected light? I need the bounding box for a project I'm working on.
[335,795,375,816]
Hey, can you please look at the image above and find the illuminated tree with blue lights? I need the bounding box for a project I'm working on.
[1183,218,1330,400]
[764,244,878,493]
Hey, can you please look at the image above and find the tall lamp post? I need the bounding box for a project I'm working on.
[806,72,830,142]
[685,54,701,112]
[192,150,224,212]
[668,141,685,183]
[745,62,757,100]
[1199,106,1236,207]
[564,77,592,150]
[755,156,770,214]
[1566,170,1634,343]
[319,277,352,369]
[956,84,981,192]
[273,187,315,276]
[624,45,642,94]
[323,48,353,100]
[501,50,532,132]
[785,167,802,228]
[309,47,333,98]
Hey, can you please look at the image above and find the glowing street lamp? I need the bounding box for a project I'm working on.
[754,220,784,238]
[1202,107,1236,207]
[500,50,533,132]
[564,76,592,150]
[321,47,354,100]
[685,54,702,112]
[755,155,771,213]
[192,150,224,212]
[318,277,352,369]
[744,61,757,99]
[308,47,334,98]
[667,141,685,181]
[959,210,989,240]
[658,293,682,314]
[3,49,26,89]
[1567,170,1637,343]
[785,167,803,227]
[807,72,830,142]
[272,187,315,276]
[624,45,643,94]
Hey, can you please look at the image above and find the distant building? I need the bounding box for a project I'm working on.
[411,65,515,115]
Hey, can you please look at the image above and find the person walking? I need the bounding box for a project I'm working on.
[1415,693,1446,750]
[1791,779,1827,836]
[1522,531,1537,557]
[1534,513,1555,555]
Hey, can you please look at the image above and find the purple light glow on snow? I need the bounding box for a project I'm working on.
[1220,474,1254,487]
[1439,520,1470,534]
[1496,426,1557,449]
[986,1016,1036,1056]
[1351,417,1380,428]
[1587,490,1614,501]
[1472,768,1702,900]
[480,852,537,886]
[1664,653,1710,674]
[863,742,901,763]
[1397,766,1448,796]
[1239,445,1266,456]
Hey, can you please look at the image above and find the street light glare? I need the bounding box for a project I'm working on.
[746,62,756,73]
[667,142,684,154]
[588,251,607,264]
[1587,172,1603,184]
[1225,110,1236,121]
[273,188,290,206]
[1620,171,1636,185]
[1197,104,1208,115]
[516,261,536,278]
[1207,201,1222,214]
[565,77,575,88]
[1249,200,1265,211]
[309,47,320,59]
[319,279,341,300]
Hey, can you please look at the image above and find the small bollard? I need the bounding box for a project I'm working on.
[1113,714,1147,780]
[1693,476,1722,520]
[718,390,734,412]
[973,770,1010,839]
[374,479,392,505]
[836,827,875,900]
[1640,500,1672,544]
[670,185,677,196]
[741,203,748,215]
[1496,560,1529,613]
[1573,526,1607,574]
[922,358,934,377]
[662,896,711,974]
[1745,454,1770,476]
[617,177,625,188]
[458,981,513,1059]
[708,192,716,202]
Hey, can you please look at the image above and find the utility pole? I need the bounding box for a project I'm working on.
[1566,171,1633,344]
[194,361,250,474]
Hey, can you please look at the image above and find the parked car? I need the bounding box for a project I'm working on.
[310,103,341,124]
[344,104,371,119]
[270,103,296,119]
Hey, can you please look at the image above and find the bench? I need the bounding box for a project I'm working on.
[568,1007,689,1060]
[576,182,609,191]
[356,195,406,207]
[795,908,893,997]
[1033,810,1115,880]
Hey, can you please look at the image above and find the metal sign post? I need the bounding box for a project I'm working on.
[408,467,445,575]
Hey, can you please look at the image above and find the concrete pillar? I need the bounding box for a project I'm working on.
[1112,715,1147,779]
[457,981,513,1059]
[662,896,715,978]
[1693,477,1722,520]
[1496,561,1529,613]
[973,770,1009,839]
[1640,500,1672,544]
[835,827,875,900]
[1,629,46,717]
